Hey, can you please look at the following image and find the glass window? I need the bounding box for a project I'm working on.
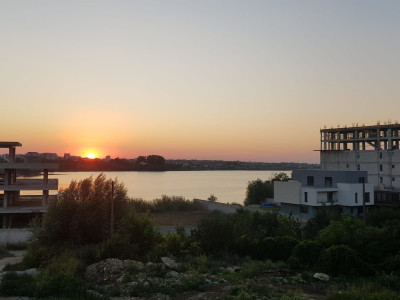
[364,192,370,203]
[307,176,314,186]
[304,192,308,202]
[300,206,309,214]
[355,193,358,203]
[325,177,333,187]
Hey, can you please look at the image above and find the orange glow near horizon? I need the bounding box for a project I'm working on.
[86,152,96,159]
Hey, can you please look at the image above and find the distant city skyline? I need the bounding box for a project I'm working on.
[1,1,399,163]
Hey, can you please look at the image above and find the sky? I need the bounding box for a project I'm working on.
[0,1,399,163]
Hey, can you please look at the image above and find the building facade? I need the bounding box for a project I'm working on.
[0,142,58,228]
[275,170,374,222]
[320,123,400,207]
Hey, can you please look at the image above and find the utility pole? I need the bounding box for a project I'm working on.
[361,177,366,222]
[111,181,114,236]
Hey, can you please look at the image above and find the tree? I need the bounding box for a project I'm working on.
[35,173,129,246]
[244,179,273,206]
[207,194,217,202]
[244,173,289,206]
[271,172,290,182]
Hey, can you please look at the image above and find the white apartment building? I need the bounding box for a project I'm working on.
[275,170,374,222]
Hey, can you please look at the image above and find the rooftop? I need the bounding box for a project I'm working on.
[0,142,22,148]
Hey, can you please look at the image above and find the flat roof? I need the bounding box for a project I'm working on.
[321,123,400,133]
[0,142,22,148]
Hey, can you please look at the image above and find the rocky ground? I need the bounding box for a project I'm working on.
[84,257,336,299]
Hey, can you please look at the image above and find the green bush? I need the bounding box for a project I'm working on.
[0,273,36,296]
[35,174,129,246]
[99,212,162,260]
[319,244,373,276]
[290,240,323,268]
[129,195,202,213]
[257,236,299,261]
[382,255,400,275]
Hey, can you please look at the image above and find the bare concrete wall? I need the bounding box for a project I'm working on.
[0,229,31,244]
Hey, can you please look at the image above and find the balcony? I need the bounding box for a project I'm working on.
[0,162,59,170]
[0,179,58,191]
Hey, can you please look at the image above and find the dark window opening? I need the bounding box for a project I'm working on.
[325,177,333,187]
[300,206,309,214]
[304,192,308,203]
[307,176,314,186]
[359,177,365,183]
[364,192,370,203]
[355,193,358,203]
[327,192,333,203]
[380,164,383,172]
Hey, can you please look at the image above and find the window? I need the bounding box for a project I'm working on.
[355,193,358,203]
[359,177,365,183]
[304,192,308,203]
[357,164,360,171]
[393,177,395,182]
[350,208,354,214]
[325,177,333,187]
[300,206,309,214]
[392,165,395,169]
[364,192,370,203]
[327,192,333,203]
[380,152,383,159]
[380,177,383,184]
[307,176,314,186]
[380,164,383,172]
[346,163,349,169]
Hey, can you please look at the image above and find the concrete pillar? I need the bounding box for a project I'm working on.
[43,169,48,184]
[8,147,15,163]
[2,215,7,229]
[42,190,49,207]
[388,129,392,150]
[337,131,340,150]
[3,193,7,208]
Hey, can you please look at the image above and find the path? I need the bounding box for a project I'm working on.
[0,256,23,272]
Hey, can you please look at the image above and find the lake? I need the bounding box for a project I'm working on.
[34,170,291,204]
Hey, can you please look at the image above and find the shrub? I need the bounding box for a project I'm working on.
[382,255,400,275]
[290,240,323,268]
[0,273,36,297]
[319,244,373,276]
[99,212,162,260]
[257,236,299,261]
[34,174,129,246]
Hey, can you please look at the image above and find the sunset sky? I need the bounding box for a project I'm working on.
[1,1,399,163]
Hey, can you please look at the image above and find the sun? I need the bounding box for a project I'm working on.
[86,153,96,159]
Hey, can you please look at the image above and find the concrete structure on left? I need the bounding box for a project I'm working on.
[0,142,58,229]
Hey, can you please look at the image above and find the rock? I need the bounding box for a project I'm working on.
[313,272,330,281]
[124,260,144,270]
[161,257,178,269]
[85,258,125,283]
[166,271,180,278]
[226,266,241,273]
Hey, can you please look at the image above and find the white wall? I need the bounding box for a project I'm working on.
[0,229,31,244]
[274,181,301,204]
[337,183,374,206]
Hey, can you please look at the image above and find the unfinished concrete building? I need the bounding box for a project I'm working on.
[320,123,400,207]
[0,142,58,229]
